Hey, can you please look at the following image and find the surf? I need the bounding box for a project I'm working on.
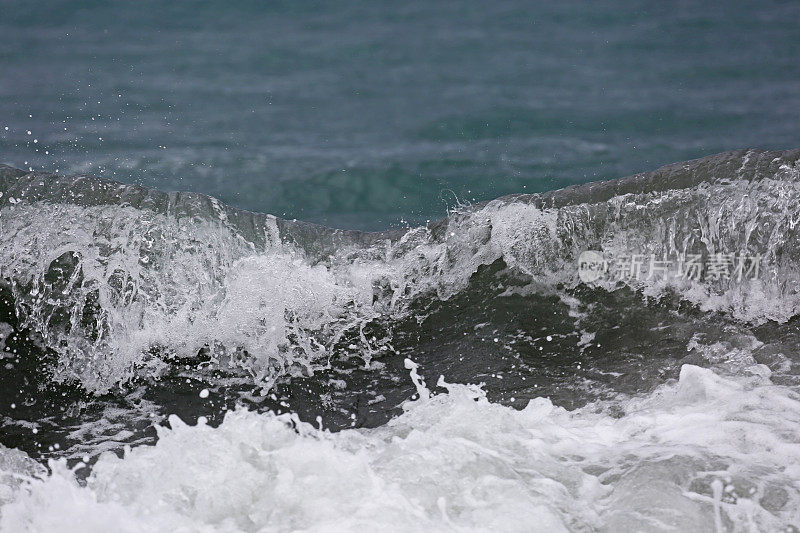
[2,149,800,531]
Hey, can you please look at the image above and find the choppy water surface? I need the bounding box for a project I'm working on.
[2,0,799,230]
[3,0,800,530]
[1,149,800,531]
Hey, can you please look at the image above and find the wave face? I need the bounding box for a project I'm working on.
[2,149,800,531]
[1,149,799,392]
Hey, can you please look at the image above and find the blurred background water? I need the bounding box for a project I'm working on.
[1,0,799,230]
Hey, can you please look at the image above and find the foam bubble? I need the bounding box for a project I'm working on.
[2,364,798,531]
[2,155,800,394]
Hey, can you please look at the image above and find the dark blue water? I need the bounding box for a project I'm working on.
[1,0,799,230]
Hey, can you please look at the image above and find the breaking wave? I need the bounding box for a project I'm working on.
[1,148,799,393]
[2,149,800,531]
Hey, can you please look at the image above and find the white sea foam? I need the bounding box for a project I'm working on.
[0,203,390,392]
[1,363,798,532]
[1,160,800,393]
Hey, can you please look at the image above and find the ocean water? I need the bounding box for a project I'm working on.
[2,1,800,532]
[2,0,800,230]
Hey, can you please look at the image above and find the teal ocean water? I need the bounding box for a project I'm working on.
[2,0,799,229]
[3,2,800,531]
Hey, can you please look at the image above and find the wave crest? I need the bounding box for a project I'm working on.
[1,148,799,392]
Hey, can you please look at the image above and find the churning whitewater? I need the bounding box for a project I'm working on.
[1,149,800,531]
